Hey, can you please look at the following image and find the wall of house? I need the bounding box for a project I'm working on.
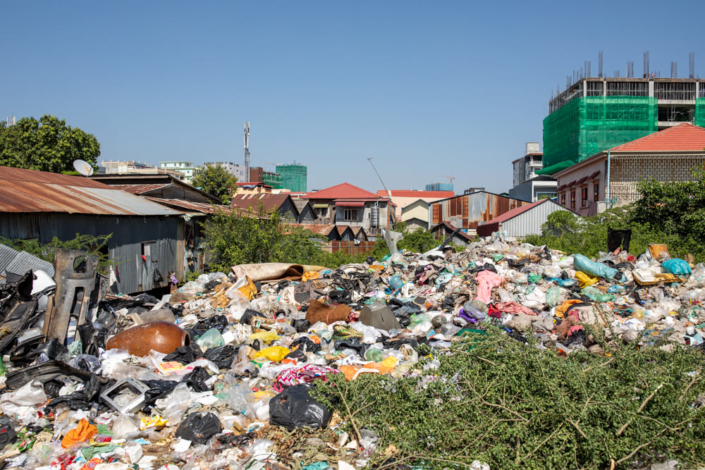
[405,218,428,232]
[0,213,183,294]
[555,157,606,216]
[297,204,316,223]
[401,201,430,223]
[278,199,299,222]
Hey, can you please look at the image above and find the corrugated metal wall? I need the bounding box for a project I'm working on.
[0,213,183,294]
[430,193,528,229]
[500,201,569,237]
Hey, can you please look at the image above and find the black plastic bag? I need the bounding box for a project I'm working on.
[182,366,212,392]
[187,315,229,341]
[0,417,17,448]
[175,412,222,444]
[328,289,351,304]
[203,345,238,369]
[239,309,261,326]
[30,339,69,361]
[153,268,164,284]
[291,319,311,333]
[78,322,108,357]
[142,380,179,408]
[269,384,332,431]
[164,345,204,365]
[290,337,320,353]
[217,432,255,447]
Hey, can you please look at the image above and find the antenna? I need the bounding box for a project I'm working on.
[690,52,695,79]
[244,122,250,183]
[367,158,390,197]
[73,160,94,176]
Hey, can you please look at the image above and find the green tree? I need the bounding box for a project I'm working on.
[0,115,100,173]
[192,164,238,204]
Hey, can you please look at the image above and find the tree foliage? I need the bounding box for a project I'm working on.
[0,234,112,273]
[191,164,238,204]
[0,115,100,173]
[202,205,367,271]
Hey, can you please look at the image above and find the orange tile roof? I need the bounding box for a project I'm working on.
[611,123,705,152]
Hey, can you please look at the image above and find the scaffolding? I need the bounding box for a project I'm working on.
[695,98,705,127]
[539,96,658,175]
[276,164,307,192]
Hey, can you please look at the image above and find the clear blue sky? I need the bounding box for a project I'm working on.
[2,1,704,193]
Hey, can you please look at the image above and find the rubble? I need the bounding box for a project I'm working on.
[0,234,704,469]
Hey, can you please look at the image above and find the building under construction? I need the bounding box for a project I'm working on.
[539,52,705,175]
[276,163,307,192]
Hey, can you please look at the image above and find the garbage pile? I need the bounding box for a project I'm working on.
[0,236,703,470]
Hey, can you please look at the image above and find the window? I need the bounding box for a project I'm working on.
[561,192,566,206]
[570,190,576,209]
[343,209,358,221]
[581,187,588,207]
[593,181,599,201]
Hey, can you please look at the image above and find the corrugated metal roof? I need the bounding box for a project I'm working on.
[146,197,231,214]
[108,184,171,195]
[481,199,549,225]
[231,193,294,213]
[5,251,55,278]
[0,167,181,216]
[0,244,20,284]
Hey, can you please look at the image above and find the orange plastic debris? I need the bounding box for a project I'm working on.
[62,418,97,448]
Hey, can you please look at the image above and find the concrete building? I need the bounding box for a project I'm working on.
[429,192,529,236]
[305,183,394,238]
[476,199,574,238]
[375,190,455,220]
[539,72,705,176]
[99,160,183,179]
[204,161,248,182]
[160,161,199,183]
[508,143,557,202]
[425,182,454,192]
[400,199,432,232]
[554,123,705,216]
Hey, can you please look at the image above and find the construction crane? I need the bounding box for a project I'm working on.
[439,175,455,185]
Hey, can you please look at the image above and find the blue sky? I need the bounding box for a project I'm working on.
[2,1,704,193]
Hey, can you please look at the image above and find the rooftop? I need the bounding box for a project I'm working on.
[309,183,383,200]
[0,167,180,216]
[375,190,455,199]
[611,123,705,152]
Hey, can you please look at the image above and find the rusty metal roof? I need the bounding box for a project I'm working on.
[145,197,231,214]
[109,183,171,195]
[0,166,181,216]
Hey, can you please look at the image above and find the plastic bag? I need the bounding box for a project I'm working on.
[546,286,561,307]
[111,414,139,439]
[575,271,598,288]
[254,346,290,362]
[195,329,225,351]
[661,259,692,276]
[203,345,238,369]
[269,384,332,431]
[175,412,222,444]
[573,254,619,280]
[61,418,97,448]
[249,331,280,345]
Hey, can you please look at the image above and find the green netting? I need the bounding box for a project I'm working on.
[538,96,658,175]
[694,97,705,128]
[276,164,307,192]
[263,172,283,189]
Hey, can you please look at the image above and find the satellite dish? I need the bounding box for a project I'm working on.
[73,159,94,176]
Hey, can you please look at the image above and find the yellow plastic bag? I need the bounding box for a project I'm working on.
[61,419,97,448]
[249,331,280,345]
[575,271,598,288]
[238,276,257,301]
[302,271,320,282]
[141,415,168,430]
[253,346,290,362]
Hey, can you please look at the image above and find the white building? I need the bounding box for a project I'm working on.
[508,143,557,202]
[204,161,247,182]
[159,161,199,183]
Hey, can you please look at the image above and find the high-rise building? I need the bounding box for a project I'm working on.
[276,163,307,192]
[540,70,705,175]
[425,182,453,192]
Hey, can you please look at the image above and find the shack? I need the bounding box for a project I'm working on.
[429,191,529,235]
[0,167,187,294]
[476,199,574,238]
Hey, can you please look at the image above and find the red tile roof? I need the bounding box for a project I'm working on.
[309,183,381,200]
[230,193,296,215]
[611,123,705,152]
[375,190,455,199]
